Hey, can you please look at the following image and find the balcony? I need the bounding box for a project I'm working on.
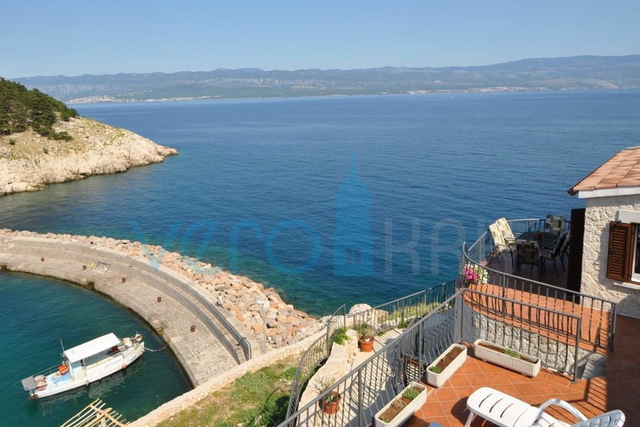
[406,313,640,426]
[466,218,570,288]
[279,220,630,427]
[462,218,616,354]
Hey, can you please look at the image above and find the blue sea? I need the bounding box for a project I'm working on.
[1,90,640,425]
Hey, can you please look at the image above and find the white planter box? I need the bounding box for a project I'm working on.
[374,382,427,427]
[474,339,541,377]
[426,343,467,388]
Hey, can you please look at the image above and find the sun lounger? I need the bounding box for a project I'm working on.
[465,387,624,427]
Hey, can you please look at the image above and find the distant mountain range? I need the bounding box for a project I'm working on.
[14,55,640,104]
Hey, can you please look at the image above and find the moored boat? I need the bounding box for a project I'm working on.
[21,332,144,398]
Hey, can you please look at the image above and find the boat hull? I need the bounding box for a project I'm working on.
[32,341,144,399]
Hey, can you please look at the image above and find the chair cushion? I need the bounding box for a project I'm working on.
[497,217,516,242]
[490,224,508,252]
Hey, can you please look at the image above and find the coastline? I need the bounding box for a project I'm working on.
[0,117,177,197]
[64,86,578,105]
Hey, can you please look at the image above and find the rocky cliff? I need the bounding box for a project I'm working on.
[0,117,177,196]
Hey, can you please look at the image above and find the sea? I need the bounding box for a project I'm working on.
[1,90,640,425]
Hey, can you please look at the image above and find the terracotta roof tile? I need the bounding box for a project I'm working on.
[568,147,640,195]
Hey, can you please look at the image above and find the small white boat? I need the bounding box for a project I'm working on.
[21,332,144,399]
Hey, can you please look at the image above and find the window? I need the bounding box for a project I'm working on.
[606,222,640,283]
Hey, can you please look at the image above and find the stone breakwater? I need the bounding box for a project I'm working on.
[0,117,177,196]
[0,230,319,351]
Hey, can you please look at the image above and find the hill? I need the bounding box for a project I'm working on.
[13,55,640,103]
[0,78,79,139]
[0,77,177,196]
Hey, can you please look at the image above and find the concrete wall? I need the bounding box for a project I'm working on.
[582,195,640,318]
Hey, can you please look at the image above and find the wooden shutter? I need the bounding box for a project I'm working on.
[606,222,634,282]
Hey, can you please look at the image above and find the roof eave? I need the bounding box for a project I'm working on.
[574,186,640,199]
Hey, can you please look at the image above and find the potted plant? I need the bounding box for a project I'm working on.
[374,382,427,427]
[426,343,467,388]
[319,390,341,415]
[462,263,489,285]
[317,379,341,415]
[474,339,541,377]
[356,323,376,352]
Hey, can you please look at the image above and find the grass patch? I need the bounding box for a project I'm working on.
[158,357,298,427]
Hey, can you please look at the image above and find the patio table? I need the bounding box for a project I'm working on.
[515,231,558,249]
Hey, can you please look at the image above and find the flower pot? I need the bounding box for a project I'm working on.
[319,391,341,415]
[474,339,540,377]
[374,382,427,427]
[426,343,467,388]
[359,336,375,352]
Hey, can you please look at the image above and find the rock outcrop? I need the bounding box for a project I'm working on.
[0,117,177,196]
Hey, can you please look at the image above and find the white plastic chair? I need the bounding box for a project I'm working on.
[465,387,625,427]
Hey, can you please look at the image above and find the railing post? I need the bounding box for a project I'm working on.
[609,303,617,352]
[573,317,582,383]
[357,369,365,427]
[418,319,424,380]
[460,290,465,342]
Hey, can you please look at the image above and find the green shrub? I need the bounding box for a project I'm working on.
[397,313,412,329]
[8,138,16,145]
[0,78,78,140]
[331,327,349,345]
[428,366,442,374]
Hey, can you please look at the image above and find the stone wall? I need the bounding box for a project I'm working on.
[463,305,591,376]
[582,195,640,318]
[297,330,358,412]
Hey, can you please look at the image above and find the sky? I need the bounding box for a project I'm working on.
[1,0,639,78]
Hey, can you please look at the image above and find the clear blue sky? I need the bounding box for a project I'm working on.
[2,0,638,78]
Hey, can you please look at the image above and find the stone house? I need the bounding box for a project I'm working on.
[568,146,640,318]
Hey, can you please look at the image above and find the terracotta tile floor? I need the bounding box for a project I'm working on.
[403,314,640,426]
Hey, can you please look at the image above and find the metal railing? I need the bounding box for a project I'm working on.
[462,288,582,380]
[285,304,346,420]
[284,281,456,421]
[347,281,457,334]
[279,293,461,427]
[278,288,584,427]
[463,218,617,351]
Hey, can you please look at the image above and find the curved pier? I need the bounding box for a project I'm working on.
[0,234,266,386]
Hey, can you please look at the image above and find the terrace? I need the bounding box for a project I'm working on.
[279,218,635,427]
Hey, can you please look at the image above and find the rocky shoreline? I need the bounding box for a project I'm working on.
[0,117,177,196]
[0,229,319,350]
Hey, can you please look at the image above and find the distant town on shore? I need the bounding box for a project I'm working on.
[13,54,640,104]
